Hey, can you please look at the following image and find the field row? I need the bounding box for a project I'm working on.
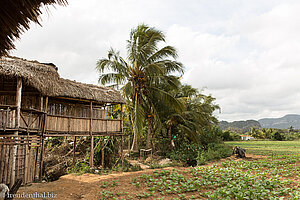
[99,154,300,199]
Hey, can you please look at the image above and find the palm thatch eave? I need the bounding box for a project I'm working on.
[0,56,126,104]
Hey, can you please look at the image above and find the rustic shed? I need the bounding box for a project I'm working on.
[0,56,125,186]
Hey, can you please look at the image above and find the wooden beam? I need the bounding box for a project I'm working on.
[15,77,22,129]
[89,101,94,168]
[39,96,48,181]
[101,136,104,168]
[73,136,77,165]
[35,96,43,179]
[11,77,22,187]
[120,104,124,169]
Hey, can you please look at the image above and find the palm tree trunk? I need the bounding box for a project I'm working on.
[131,93,139,151]
[146,118,152,149]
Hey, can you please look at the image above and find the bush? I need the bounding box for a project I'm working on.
[167,141,199,166]
[230,132,242,141]
[221,130,232,141]
[120,159,142,172]
[271,131,285,141]
[221,130,241,141]
[197,143,232,165]
[68,161,91,174]
[45,136,64,148]
[167,141,232,166]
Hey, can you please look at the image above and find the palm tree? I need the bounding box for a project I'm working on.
[155,83,220,147]
[97,24,184,151]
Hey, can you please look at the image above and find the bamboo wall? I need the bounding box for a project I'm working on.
[45,99,122,135]
[0,76,41,110]
[45,116,121,134]
[0,135,40,185]
[0,108,43,131]
[20,112,43,131]
[0,107,15,130]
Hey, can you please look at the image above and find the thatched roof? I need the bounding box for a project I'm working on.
[0,0,67,56]
[0,57,125,104]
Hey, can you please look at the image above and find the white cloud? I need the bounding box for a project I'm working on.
[11,0,300,121]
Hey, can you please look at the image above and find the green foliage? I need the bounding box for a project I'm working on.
[167,140,232,166]
[221,130,241,141]
[94,136,120,168]
[45,136,64,148]
[167,141,199,166]
[121,159,142,172]
[226,140,300,155]
[221,130,231,141]
[68,160,91,174]
[100,154,299,199]
[97,24,184,151]
[197,143,232,165]
[97,24,220,152]
[272,131,285,141]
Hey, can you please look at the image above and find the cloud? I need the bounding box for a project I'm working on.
[11,0,300,121]
[165,2,300,121]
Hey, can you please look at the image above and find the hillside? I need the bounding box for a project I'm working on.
[219,120,261,133]
[259,114,300,129]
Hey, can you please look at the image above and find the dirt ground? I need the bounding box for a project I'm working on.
[18,154,269,200]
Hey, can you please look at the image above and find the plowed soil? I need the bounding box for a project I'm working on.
[17,154,271,200]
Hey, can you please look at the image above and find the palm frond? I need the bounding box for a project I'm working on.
[0,0,67,56]
[121,82,133,99]
[98,73,126,86]
[148,46,178,63]
[149,86,184,112]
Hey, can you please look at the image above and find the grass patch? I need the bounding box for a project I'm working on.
[225,140,300,155]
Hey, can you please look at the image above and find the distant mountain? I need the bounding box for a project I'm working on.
[258,114,300,129]
[219,120,261,133]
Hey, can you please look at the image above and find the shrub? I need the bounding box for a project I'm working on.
[167,142,199,166]
[272,131,285,141]
[68,161,91,174]
[120,159,142,172]
[197,143,232,165]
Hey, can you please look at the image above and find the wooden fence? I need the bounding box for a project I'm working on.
[0,135,41,186]
[45,115,122,135]
[0,105,16,130]
[0,105,44,132]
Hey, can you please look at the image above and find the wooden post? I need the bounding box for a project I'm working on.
[89,101,94,168]
[15,77,22,128]
[120,104,124,169]
[101,137,105,168]
[73,136,77,165]
[40,96,48,181]
[35,96,42,179]
[11,77,22,187]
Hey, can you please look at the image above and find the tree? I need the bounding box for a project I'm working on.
[153,83,220,147]
[97,24,183,151]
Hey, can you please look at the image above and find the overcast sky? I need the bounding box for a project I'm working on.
[12,0,300,122]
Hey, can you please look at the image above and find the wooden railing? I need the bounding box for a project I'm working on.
[19,108,45,133]
[0,105,45,133]
[45,114,122,135]
[0,105,17,131]
[0,105,122,136]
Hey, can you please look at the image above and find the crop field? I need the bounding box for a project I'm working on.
[95,153,300,199]
[19,141,300,199]
[225,140,300,155]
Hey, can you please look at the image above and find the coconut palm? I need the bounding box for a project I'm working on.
[155,83,220,147]
[97,24,184,151]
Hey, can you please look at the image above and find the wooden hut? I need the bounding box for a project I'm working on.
[0,56,125,186]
